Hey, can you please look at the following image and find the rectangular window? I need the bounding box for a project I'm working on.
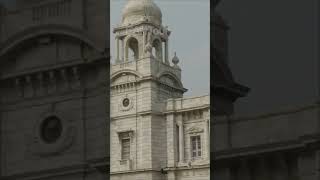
[121,138,130,160]
[191,136,201,158]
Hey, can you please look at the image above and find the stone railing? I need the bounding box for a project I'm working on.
[111,60,137,74]
[166,95,210,112]
[213,102,320,152]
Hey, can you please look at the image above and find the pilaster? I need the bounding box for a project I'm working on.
[297,151,320,180]
[177,114,184,163]
[167,113,177,167]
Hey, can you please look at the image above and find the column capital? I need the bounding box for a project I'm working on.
[176,113,183,125]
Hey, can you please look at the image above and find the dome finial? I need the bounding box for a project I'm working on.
[172,52,180,68]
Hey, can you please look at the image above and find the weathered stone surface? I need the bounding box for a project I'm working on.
[0,0,109,179]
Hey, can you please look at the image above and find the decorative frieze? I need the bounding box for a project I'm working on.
[32,0,72,22]
[115,24,168,40]
[111,82,137,94]
[182,110,204,121]
[4,65,83,100]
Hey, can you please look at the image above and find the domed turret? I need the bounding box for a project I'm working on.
[122,0,162,26]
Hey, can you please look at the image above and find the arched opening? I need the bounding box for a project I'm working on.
[152,39,162,61]
[152,47,156,58]
[125,37,139,62]
[128,48,135,62]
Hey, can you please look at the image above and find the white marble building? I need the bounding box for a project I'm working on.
[110,0,210,180]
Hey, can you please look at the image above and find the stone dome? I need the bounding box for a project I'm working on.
[122,0,162,26]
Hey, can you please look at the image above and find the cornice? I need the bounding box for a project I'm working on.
[213,134,320,161]
[163,105,210,115]
[0,160,109,180]
[163,164,209,171]
[110,168,161,175]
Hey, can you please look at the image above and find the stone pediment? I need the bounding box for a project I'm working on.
[158,73,183,90]
[112,73,138,85]
[160,75,176,87]
[187,126,204,134]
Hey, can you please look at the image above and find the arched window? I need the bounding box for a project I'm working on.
[125,37,139,61]
[128,48,135,62]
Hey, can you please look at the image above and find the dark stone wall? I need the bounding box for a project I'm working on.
[212,2,320,180]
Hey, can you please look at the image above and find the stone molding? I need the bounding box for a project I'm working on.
[0,24,103,57]
[118,95,134,112]
[187,126,204,134]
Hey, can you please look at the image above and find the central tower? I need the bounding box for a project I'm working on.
[111,0,187,179]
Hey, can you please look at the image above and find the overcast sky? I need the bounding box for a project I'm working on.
[216,0,318,116]
[111,0,210,97]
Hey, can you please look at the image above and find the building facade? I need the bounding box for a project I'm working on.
[110,0,210,180]
[0,1,109,179]
[212,1,320,180]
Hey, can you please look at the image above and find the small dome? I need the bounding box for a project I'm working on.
[122,0,162,26]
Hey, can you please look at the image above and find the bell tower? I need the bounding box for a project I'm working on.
[111,0,187,179]
[113,0,170,64]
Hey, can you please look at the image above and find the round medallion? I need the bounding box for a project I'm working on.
[122,98,130,107]
[40,116,63,144]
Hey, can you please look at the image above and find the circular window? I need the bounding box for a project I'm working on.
[122,98,130,107]
[40,116,63,144]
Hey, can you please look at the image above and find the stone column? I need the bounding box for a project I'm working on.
[254,157,269,180]
[48,71,57,94]
[204,118,210,160]
[237,159,251,180]
[37,73,44,96]
[165,40,169,64]
[143,30,146,55]
[297,151,320,180]
[167,113,177,167]
[121,39,125,61]
[115,36,120,63]
[272,153,288,180]
[177,114,184,163]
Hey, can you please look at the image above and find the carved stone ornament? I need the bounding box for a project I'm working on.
[119,95,134,111]
[187,126,204,134]
[144,42,153,58]
[117,130,134,140]
[27,112,76,157]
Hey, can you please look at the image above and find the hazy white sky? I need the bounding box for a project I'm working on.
[111,0,210,97]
